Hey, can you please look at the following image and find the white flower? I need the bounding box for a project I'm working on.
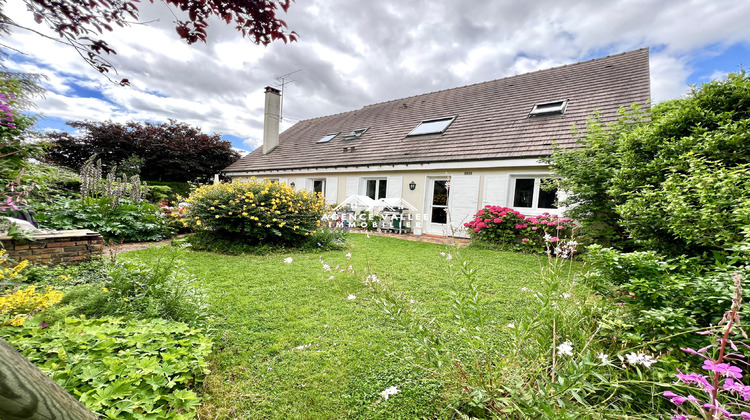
[520,287,531,292]
[322,264,331,271]
[295,343,311,350]
[366,274,380,284]
[409,299,415,304]
[598,353,610,364]
[507,323,515,329]
[347,294,356,300]
[445,253,453,260]
[556,341,574,356]
[345,253,352,258]
[625,352,657,368]
[561,293,571,299]
[380,386,399,400]
[328,275,335,280]
[283,257,293,264]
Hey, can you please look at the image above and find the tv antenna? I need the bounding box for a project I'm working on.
[274,69,302,122]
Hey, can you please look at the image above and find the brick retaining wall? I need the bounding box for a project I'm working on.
[0,230,105,265]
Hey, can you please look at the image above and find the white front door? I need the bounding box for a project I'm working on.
[425,177,450,235]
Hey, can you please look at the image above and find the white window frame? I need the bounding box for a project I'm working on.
[362,178,388,200]
[312,179,326,196]
[343,128,369,141]
[317,132,340,143]
[407,116,456,136]
[510,176,558,211]
[529,100,568,117]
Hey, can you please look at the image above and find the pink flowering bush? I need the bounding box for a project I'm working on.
[464,205,576,253]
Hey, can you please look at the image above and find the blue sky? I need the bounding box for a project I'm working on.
[4,1,750,153]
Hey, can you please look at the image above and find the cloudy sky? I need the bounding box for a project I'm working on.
[3,0,750,153]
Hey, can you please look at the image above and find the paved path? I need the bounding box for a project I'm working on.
[107,231,470,255]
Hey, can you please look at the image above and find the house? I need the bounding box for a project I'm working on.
[222,49,651,237]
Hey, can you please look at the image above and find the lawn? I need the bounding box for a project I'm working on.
[124,234,584,419]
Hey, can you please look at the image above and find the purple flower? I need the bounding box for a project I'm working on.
[740,412,750,419]
[671,415,688,420]
[724,378,750,401]
[702,400,732,418]
[676,369,715,391]
[663,391,688,405]
[703,360,742,379]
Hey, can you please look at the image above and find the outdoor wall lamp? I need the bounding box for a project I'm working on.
[290,182,295,188]
[409,181,417,191]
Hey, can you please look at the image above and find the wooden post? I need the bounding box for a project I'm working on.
[0,338,98,420]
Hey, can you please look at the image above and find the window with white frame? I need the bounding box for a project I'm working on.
[312,179,326,196]
[512,177,558,209]
[365,179,387,200]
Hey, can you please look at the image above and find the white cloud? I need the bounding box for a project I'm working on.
[3,0,750,152]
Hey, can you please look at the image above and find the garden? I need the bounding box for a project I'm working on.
[1,71,750,419]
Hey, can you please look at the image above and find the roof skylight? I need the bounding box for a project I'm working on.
[317,132,340,143]
[343,128,368,141]
[529,100,568,117]
[407,116,456,136]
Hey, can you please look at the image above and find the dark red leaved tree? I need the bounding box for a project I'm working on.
[45,119,240,182]
[5,0,296,85]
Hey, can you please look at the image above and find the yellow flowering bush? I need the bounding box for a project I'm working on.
[0,250,27,282]
[185,180,328,245]
[0,251,63,326]
[0,286,63,326]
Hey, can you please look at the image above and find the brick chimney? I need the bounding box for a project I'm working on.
[262,86,281,155]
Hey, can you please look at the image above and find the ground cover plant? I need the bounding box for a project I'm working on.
[122,234,585,419]
[1,245,213,419]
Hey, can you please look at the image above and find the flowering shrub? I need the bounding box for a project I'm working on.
[1,254,63,326]
[662,273,750,419]
[159,200,191,232]
[186,180,327,245]
[0,285,63,326]
[465,205,576,252]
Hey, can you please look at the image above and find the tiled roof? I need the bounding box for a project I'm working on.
[224,48,650,173]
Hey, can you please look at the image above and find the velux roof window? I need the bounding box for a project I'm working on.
[407,116,456,136]
[343,128,368,141]
[317,132,340,143]
[529,100,568,117]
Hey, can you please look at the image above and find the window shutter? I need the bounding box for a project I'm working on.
[278,177,288,186]
[345,177,359,198]
[386,176,403,199]
[482,174,509,207]
[325,178,338,204]
[304,178,313,192]
[447,175,480,238]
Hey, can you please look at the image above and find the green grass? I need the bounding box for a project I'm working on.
[124,234,583,419]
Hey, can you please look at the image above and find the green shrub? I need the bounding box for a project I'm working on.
[185,180,327,246]
[184,227,348,255]
[583,245,750,350]
[1,317,212,419]
[37,196,172,242]
[146,181,192,202]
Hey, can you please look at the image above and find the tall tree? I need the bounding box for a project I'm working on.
[1,0,296,85]
[45,119,240,182]
[546,71,750,256]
